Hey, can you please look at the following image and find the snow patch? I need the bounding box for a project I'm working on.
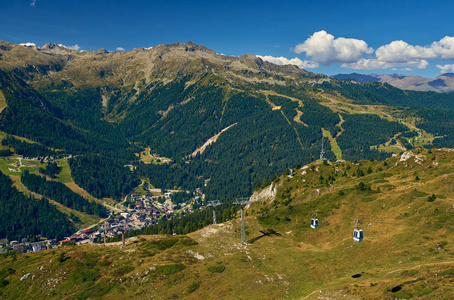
[20,42,36,47]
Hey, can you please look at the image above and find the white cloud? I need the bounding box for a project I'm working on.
[346,36,454,71]
[342,58,428,70]
[436,64,454,73]
[57,43,80,51]
[293,30,373,65]
[290,31,454,71]
[431,36,454,59]
[257,55,319,69]
[375,40,436,62]
[30,0,36,6]
[19,42,36,47]
[116,47,125,51]
[375,36,454,62]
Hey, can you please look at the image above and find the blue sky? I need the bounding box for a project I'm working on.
[1,0,454,77]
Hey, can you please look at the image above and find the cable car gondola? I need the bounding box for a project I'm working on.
[310,210,319,229]
[353,219,363,242]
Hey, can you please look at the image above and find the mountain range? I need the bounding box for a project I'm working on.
[333,72,454,93]
[1,39,454,246]
[1,40,454,202]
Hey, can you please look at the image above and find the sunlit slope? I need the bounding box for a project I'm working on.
[1,148,453,299]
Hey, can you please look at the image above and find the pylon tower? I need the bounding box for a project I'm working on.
[207,200,222,224]
[320,134,326,161]
[233,198,250,244]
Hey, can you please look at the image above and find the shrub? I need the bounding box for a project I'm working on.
[440,268,454,276]
[58,252,67,263]
[145,238,179,250]
[208,265,226,273]
[178,237,198,246]
[356,182,371,191]
[157,263,185,275]
[112,265,135,277]
[188,281,200,293]
[0,279,9,287]
[427,194,436,202]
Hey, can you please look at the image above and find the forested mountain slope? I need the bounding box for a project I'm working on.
[1,40,454,202]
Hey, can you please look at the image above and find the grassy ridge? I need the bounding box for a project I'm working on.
[1,148,453,299]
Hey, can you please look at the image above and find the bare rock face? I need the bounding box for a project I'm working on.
[400,151,427,165]
[0,40,319,89]
[249,183,280,205]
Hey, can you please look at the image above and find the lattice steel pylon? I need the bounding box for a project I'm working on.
[233,198,251,244]
[207,200,222,224]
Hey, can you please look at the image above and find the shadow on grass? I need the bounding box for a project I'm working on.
[248,229,281,244]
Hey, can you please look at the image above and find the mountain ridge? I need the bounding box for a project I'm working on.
[1,39,454,229]
[333,72,454,93]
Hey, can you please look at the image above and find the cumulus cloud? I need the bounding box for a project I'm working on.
[264,31,454,71]
[116,47,125,51]
[375,36,454,63]
[257,55,319,69]
[436,64,454,73]
[58,44,80,51]
[293,30,373,65]
[344,36,454,71]
[431,36,454,59]
[375,40,436,62]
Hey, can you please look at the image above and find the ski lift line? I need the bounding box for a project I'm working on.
[337,211,453,226]
[302,210,451,230]
[354,220,446,229]
[350,215,452,228]
[355,214,418,220]
[304,211,450,230]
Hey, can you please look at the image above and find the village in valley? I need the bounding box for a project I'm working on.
[1,187,205,254]
[0,154,206,254]
[84,188,203,244]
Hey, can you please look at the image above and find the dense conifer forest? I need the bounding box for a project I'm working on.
[68,155,140,201]
[21,170,108,218]
[0,170,74,241]
[1,135,56,158]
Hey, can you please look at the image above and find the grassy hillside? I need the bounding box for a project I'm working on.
[1,148,453,299]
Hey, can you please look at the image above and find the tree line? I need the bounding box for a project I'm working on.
[21,170,108,218]
[0,170,74,241]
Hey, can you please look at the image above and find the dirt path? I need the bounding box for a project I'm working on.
[190,123,237,157]
[294,110,309,127]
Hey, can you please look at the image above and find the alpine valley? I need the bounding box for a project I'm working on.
[0,41,453,299]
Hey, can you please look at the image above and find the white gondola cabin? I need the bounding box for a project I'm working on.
[353,219,363,242]
[310,210,319,229]
[353,228,363,242]
[310,218,319,229]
